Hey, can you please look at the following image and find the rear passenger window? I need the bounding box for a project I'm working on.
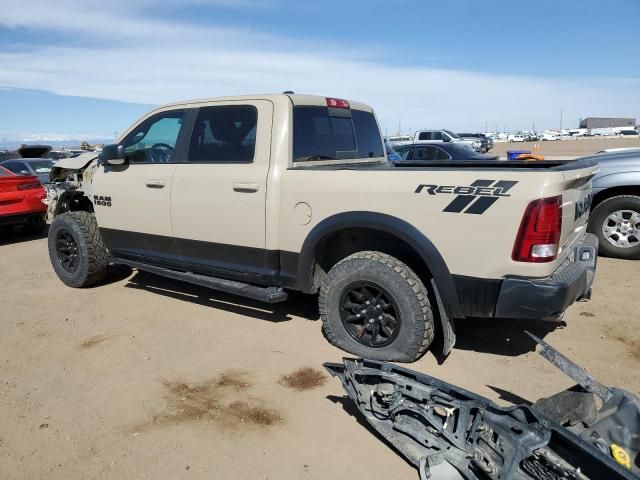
[293,106,383,161]
[188,105,257,162]
[433,147,451,160]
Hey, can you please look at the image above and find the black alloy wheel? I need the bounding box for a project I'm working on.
[55,229,80,273]
[339,282,401,348]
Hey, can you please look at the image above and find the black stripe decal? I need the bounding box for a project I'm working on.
[464,196,499,214]
[443,195,476,213]
[492,180,518,193]
[443,179,496,212]
[471,179,495,187]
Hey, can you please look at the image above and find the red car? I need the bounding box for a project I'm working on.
[0,165,47,233]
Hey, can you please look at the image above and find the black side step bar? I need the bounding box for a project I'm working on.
[112,258,288,303]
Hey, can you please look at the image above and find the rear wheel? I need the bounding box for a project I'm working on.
[48,211,109,287]
[588,195,640,259]
[319,251,434,362]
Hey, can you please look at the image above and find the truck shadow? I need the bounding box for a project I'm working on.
[124,270,319,323]
[114,268,561,357]
[0,226,49,246]
[440,316,565,360]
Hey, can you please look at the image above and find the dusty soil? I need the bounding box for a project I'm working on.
[492,136,640,157]
[1,231,639,479]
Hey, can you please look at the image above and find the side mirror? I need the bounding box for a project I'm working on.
[443,137,451,142]
[100,144,126,165]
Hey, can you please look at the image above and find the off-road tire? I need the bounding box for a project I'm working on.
[588,195,640,260]
[22,215,46,234]
[48,211,108,287]
[319,251,434,362]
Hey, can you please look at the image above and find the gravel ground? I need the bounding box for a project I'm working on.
[0,230,638,480]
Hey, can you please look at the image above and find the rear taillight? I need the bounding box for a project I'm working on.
[512,196,562,263]
[326,97,350,109]
[17,182,41,191]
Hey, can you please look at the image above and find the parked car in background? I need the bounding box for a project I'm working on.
[0,166,47,233]
[617,129,640,137]
[386,135,413,146]
[384,141,401,162]
[507,134,527,142]
[582,149,640,259]
[457,132,494,152]
[391,142,498,162]
[412,130,482,152]
[1,158,56,184]
[540,132,560,141]
[525,133,540,141]
[17,145,51,158]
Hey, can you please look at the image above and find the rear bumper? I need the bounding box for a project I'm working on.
[494,233,598,320]
[452,233,598,320]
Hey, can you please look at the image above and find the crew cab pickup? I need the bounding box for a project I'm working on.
[44,93,598,362]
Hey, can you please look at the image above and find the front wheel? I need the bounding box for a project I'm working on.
[588,195,640,259]
[319,251,434,362]
[48,211,109,287]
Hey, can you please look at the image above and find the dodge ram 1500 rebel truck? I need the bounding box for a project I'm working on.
[44,93,598,362]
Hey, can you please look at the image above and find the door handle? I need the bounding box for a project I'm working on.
[233,182,259,193]
[145,179,166,188]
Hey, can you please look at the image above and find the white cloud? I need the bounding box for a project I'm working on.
[1,0,638,133]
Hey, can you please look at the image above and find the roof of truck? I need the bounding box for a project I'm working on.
[150,93,374,113]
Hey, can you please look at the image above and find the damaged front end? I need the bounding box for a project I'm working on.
[43,152,99,220]
[325,336,639,480]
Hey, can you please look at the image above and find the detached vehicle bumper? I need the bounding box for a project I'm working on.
[495,233,598,320]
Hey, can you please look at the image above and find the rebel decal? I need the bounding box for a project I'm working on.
[415,179,518,214]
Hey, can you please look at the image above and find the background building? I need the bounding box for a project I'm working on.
[579,117,636,129]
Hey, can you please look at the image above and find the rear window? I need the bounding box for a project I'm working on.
[293,106,383,162]
[0,166,9,176]
[28,160,54,174]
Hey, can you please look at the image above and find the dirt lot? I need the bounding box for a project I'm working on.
[1,229,639,480]
[492,136,640,157]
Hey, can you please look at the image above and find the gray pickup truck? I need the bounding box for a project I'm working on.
[584,149,640,259]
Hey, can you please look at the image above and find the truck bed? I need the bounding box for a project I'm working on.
[290,158,597,171]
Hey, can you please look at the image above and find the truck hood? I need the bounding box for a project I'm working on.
[49,152,98,182]
[51,152,98,171]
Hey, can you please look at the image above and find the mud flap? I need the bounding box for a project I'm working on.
[431,279,456,357]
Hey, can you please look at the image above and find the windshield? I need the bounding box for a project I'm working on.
[27,160,55,174]
[443,129,460,139]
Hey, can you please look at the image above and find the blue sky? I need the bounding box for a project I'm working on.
[1,0,639,144]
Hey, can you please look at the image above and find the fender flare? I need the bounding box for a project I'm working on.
[296,211,463,320]
[592,172,640,191]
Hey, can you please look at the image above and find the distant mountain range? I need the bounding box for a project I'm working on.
[0,138,114,150]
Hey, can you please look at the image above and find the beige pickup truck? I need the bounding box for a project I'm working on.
[44,93,598,362]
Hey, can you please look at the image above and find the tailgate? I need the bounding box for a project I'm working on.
[558,161,599,260]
